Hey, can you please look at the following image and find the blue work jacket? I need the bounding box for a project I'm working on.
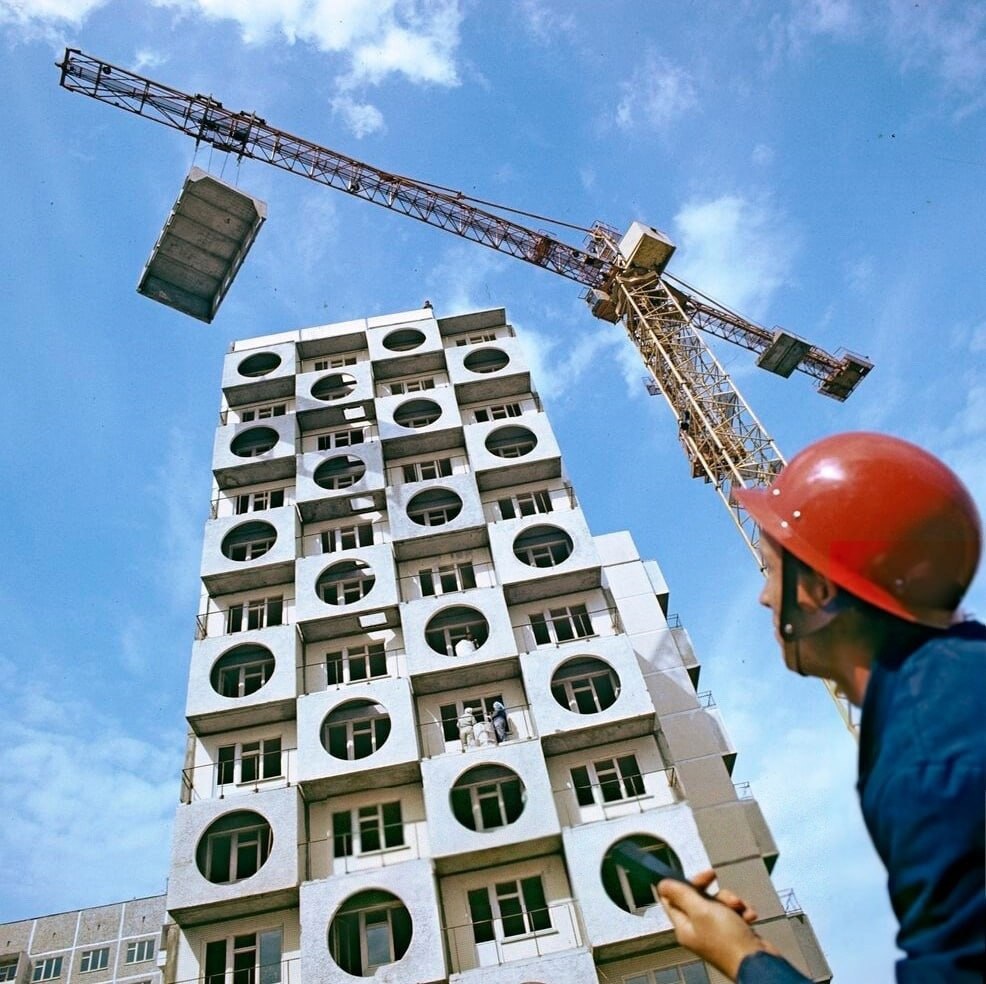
[739,621,985,983]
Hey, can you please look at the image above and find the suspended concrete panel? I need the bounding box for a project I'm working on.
[137,167,267,323]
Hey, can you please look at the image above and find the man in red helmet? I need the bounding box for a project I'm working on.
[658,432,984,982]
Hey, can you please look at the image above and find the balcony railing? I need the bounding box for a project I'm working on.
[550,766,681,826]
[480,482,578,524]
[300,645,407,695]
[304,816,428,880]
[416,702,537,759]
[444,898,584,975]
[181,747,298,803]
[385,452,471,488]
[397,561,497,603]
[168,956,302,984]
[778,888,803,914]
[300,518,391,559]
[196,599,295,640]
[510,604,623,654]
[299,423,380,455]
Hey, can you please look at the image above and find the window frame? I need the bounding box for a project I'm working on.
[417,559,477,597]
[225,594,284,633]
[217,736,283,786]
[467,876,551,945]
[0,960,18,983]
[125,939,155,964]
[203,816,273,884]
[31,958,63,982]
[474,402,522,423]
[400,456,454,484]
[529,604,594,646]
[204,928,282,984]
[234,487,286,514]
[320,521,375,554]
[332,800,404,857]
[325,641,388,686]
[238,401,287,423]
[571,754,644,806]
[323,703,392,760]
[78,948,109,973]
[317,426,366,451]
[451,765,524,831]
[551,657,620,713]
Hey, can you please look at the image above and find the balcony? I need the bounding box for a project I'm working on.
[464,412,562,492]
[305,784,428,880]
[221,340,297,407]
[294,543,400,643]
[445,899,584,977]
[488,508,602,605]
[386,471,488,561]
[519,633,655,755]
[550,764,682,829]
[167,785,301,926]
[199,505,296,595]
[299,858,446,982]
[421,739,561,875]
[446,335,532,403]
[212,415,296,490]
[295,441,386,523]
[295,677,421,798]
[181,744,297,804]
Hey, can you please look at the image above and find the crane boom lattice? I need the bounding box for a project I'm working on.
[56,47,861,737]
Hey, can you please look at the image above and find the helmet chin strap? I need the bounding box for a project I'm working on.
[780,550,846,675]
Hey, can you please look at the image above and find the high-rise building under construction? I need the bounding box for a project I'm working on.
[0,305,830,984]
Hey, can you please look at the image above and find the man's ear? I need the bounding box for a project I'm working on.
[799,568,841,613]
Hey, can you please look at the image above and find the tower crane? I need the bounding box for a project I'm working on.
[57,49,871,735]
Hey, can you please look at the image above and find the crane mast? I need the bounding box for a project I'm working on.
[57,48,862,735]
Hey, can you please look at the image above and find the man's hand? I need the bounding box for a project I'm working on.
[658,870,778,981]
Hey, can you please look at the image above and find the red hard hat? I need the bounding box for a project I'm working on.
[734,432,981,628]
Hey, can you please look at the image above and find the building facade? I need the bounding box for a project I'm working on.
[2,305,829,984]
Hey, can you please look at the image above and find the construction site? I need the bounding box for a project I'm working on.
[2,6,983,984]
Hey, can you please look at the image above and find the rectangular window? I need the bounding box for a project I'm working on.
[0,961,17,983]
[401,456,453,483]
[125,940,154,964]
[455,331,497,346]
[529,604,593,646]
[417,560,477,597]
[468,876,551,944]
[320,522,374,554]
[497,488,552,520]
[79,948,109,973]
[217,737,283,785]
[314,355,358,370]
[389,376,435,395]
[235,487,286,514]
[317,427,366,451]
[332,802,403,858]
[240,402,287,422]
[325,641,388,686]
[206,930,282,984]
[225,595,284,633]
[31,958,62,982]
[624,961,711,984]
[474,402,521,423]
[572,755,644,806]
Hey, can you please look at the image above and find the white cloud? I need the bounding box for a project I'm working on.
[1,678,179,918]
[331,94,386,138]
[515,0,576,43]
[885,0,986,107]
[615,51,698,132]
[671,194,799,319]
[0,0,107,26]
[133,47,167,71]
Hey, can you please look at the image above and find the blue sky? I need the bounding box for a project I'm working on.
[1,1,983,979]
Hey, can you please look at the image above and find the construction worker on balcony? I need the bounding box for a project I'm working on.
[659,432,984,983]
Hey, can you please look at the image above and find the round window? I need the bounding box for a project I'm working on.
[601,835,683,914]
[328,889,412,975]
[231,426,278,458]
[322,699,391,760]
[425,606,489,656]
[383,328,426,352]
[197,811,272,884]
[485,425,537,458]
[221,521,277,561]
[210,644,275,698]
[464,347,509,374]
[513,525,574,568]
[393,399,442,429]
[406,488,462,527]
[314,456,366,491]
[450,764,526,831]
[550,656,620,713]
[311,373,358,401]
[238,352,281,377]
